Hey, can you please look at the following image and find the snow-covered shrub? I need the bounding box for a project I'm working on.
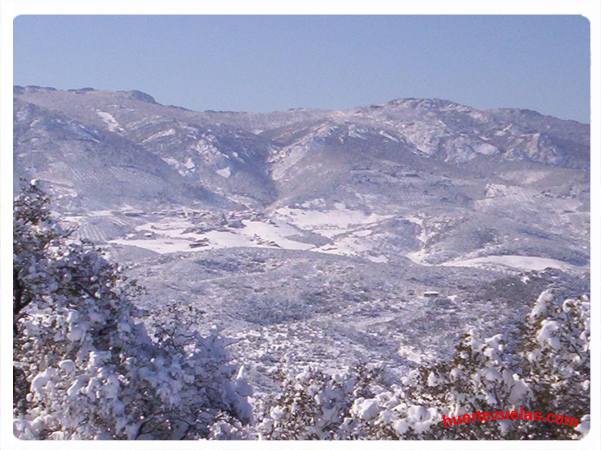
[13,181,252,439]
[255,365,386,439]
[256,290,590,440]
[517,290,590,439]
[396,331,532,439]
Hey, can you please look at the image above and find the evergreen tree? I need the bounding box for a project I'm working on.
[13,181,252,439]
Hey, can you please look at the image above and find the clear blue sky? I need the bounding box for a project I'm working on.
[14,15,590,122]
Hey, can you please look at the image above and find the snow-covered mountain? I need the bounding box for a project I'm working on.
[13,85,589,385]
[14,86,589,209]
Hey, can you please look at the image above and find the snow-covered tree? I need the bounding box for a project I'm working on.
[255,290,590,440]
[13,181,252,439]
[517,290,590,438]
[255,364,386,439]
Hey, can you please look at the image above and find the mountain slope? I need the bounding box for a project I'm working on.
[13,85,589,270]
[13,85,590,385]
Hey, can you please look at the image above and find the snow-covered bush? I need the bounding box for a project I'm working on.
[518,290,590,439]
[396,330,532,439]
[13,181,252,439]
[255,365,386,439]
[256,290,590,440]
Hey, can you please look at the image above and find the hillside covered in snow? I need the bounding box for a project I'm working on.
[13,85,590,389]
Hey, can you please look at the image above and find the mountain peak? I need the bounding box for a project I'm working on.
[385,97,471,111]
[123,89,157,104]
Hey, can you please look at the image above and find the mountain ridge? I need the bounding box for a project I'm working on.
[14,85,589,213]
[13,85,590,126]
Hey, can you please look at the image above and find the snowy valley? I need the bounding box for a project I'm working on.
[13,85,590,393]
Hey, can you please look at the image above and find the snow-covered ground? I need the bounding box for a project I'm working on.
[107,205,396,262]
[96,110,124,132]
[274,204,391,238]
[441,255,582,273]
[93,203,586,276]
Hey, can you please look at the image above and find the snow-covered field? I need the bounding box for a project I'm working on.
[107,205,398,263]
[88,200,588,277]
[109,216,313,254]
[274,204,391,238]
[441,255,581,272]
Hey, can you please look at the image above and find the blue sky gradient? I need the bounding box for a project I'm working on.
[14,15,590,122]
